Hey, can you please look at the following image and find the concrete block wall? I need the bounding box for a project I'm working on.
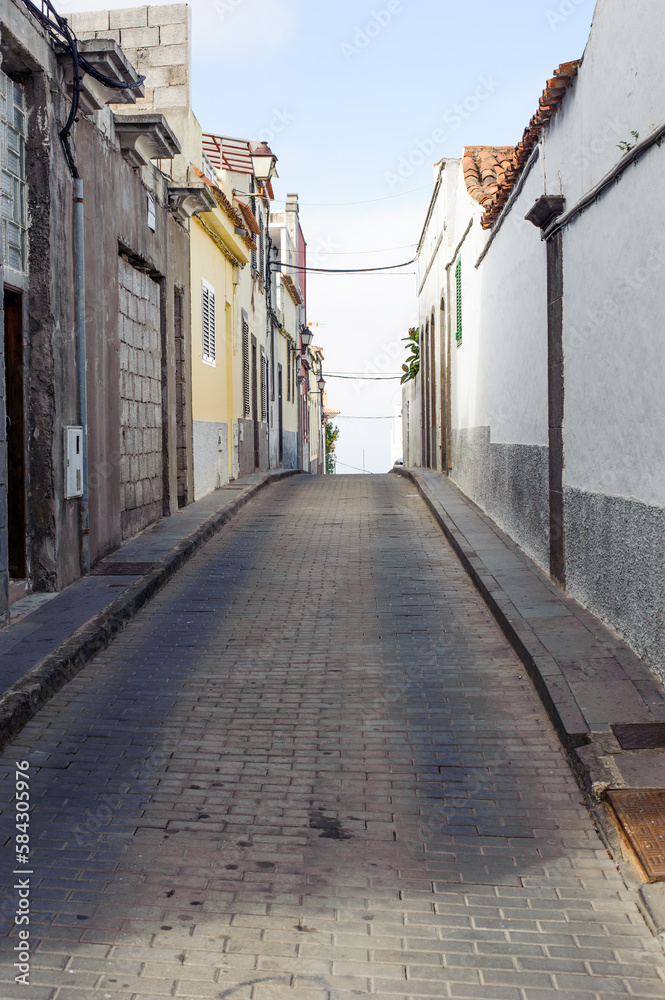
[118,258,164,539]
[70,5,190,112]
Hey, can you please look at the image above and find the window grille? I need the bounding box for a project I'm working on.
[455,258,462,346]
[201,280,216,365]
[242,319,250,416]
[0,70,26,273]
[260,346,267,420]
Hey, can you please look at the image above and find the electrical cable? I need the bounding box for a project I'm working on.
[334,461,375,474]
[308,243,418,256]
[20,0,144,177]
[334,415,401,419]
[269,184,433,207]
[325,373,402,380]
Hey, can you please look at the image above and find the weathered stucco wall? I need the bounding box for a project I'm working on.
[2,0,191,596]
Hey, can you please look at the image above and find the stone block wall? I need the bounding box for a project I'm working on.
[70,6,190,112]
[118,258,164,539]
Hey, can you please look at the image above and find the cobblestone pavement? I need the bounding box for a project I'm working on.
[1,475,664,1000]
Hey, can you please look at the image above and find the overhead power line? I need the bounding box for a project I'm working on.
[273,255,418,274]
[270,184,433,207]
[325,373,402,380]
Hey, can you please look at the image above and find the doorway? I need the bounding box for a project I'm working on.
[251,335,259,470]
[4,287,26,581]
[277,364,283,464]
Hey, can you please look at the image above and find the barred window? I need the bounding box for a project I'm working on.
[455,258,462,347]
[242,319,250,416]
[201,279,216,366]
[260,346,267,421]
[0,70,27,273]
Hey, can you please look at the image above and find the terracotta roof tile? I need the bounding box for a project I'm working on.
[190,164,257,251]
[463,60,581,230]
[236,199,261,236]
[463,147,517,207]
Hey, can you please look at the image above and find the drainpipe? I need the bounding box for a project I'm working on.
[73,177,90,573]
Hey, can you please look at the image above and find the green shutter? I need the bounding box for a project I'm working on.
[455,258,462,346]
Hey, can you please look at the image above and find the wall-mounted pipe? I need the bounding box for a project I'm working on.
[73,177,90,573]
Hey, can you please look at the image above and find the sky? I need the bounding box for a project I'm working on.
[62,0,597,474]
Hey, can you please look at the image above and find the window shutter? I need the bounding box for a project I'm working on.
[286,345,291,401]
[202,280,216,365]
[242,320,250,416]
[455,258,462,346]
[260,346,267,421]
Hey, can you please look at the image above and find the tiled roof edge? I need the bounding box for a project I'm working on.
[480,60,581,229]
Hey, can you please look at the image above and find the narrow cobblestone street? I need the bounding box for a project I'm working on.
[1,474,664,1000]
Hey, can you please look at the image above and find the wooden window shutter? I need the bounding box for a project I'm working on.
[455,258,462,346]
[202,280,216,365]
[242,319,250,416]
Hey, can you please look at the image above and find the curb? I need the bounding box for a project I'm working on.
[392,466,588,753]
[393,467,665,945]
[0,470,302,751]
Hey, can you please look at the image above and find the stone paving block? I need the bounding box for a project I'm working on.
[0,476,662,997]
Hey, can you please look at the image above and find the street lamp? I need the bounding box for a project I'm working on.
[317,375,325,391]
[250,142,278,182]
[300,327,313,348]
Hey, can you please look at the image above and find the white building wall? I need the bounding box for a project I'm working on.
[536,0,665,675]
[410,0,665,677]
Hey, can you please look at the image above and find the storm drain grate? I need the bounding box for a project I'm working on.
[91,561,156,576]
[611,722,665,750]
[606,789,665,882]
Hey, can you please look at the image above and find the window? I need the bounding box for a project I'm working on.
[260,346,267,421]
[286,344,291,402]
[0,70,27,273]
[242,319,250,416]
[201,279,216,365]
[251,196,257,271]
[455,258,462,346]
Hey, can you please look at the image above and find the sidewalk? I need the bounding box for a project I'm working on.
[394,467,665,931]
[0,469,300,750]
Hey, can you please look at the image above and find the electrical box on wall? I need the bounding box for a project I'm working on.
[64,425,83,499]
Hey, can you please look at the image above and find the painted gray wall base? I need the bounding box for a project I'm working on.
[283,431,298,470]
[451,426,549,570]
[564,487,665,684]
[193,421,229,500]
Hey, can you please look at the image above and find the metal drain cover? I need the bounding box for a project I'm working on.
[606,789,665,882]
[612,723,665,750]
[91,561,155,576]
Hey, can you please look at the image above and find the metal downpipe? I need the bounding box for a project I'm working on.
[73,177,90,573]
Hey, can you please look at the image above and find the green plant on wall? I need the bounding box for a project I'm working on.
[325,422,340,474]
[400,327,420,384]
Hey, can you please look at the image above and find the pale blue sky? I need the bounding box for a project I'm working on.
[63,0,597,473]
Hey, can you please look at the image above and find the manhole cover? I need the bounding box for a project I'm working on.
[611,723,665,750]
[91,561,155,576]
[606,789,665,881]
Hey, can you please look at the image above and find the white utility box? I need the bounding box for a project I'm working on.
[64,425,83,499]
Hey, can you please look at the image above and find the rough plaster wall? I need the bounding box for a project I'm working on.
[451,426,549,570]
[565,488,665,684]
[192,421,228,500]
[282,430,298,471]
[25,72,59,591]
[118,259,163,539]
[0,301,6,621]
